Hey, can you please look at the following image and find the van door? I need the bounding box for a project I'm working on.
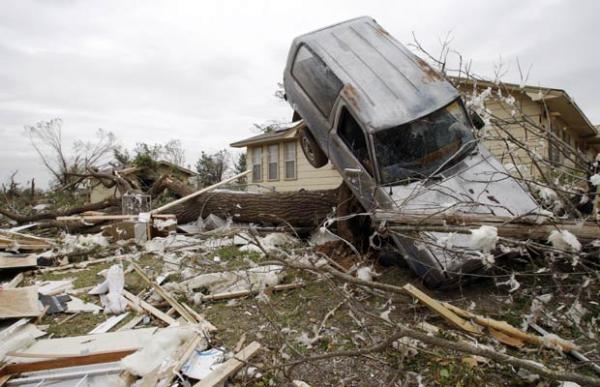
[329,105,378,209]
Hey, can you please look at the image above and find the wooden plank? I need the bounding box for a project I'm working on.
[88,313,129,334]
[56,214,176,222]
[193,341,261,387]
[122,290,177,326]
[0,350,135,376]
[0,254,37,269]
[116,314,146,331]
[402,284,481,334]
[151,170,250,215]
[156,335,205,386]
[0,230,53,244]
[130,262,196,323]
[0,286,43,319]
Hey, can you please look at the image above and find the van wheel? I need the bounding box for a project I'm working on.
[299,127,328,168]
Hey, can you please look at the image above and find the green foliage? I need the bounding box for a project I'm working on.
[195,150,228,187]
[234,152,247,186]
[112,145,130,166]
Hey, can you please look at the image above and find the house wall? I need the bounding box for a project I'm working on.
[89,184,119,203]
[247,140,342,192]
[458,84,591,177]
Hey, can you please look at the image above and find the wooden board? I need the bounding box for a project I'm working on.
[194,341,261,387]
[0,350,135,376]
[402,284,481,335]
[0,286,43,319]
[0,254,37,269]
[6,327,157,364]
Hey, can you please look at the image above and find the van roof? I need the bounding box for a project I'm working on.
[293,16,458,132]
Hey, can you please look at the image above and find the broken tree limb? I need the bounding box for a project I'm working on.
[0,199,119,224]
[151,170,251,215]
[199,282,304,302]
[375,210,600,242]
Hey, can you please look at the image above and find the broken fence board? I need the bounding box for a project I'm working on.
[0,286,43,319]
[193,341,261,387]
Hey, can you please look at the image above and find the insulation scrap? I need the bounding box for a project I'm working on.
[89,264,127,314]
[120,326,204,376]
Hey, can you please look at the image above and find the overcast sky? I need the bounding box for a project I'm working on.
[1,0,599,187]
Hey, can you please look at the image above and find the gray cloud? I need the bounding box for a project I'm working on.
[1,0,598,187]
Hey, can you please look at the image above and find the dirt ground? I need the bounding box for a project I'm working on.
[16,235,598,387]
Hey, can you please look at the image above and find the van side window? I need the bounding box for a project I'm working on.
[292,45,343,117]
[337,109,373,175]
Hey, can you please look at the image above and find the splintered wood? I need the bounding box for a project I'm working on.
[402,283,577,352]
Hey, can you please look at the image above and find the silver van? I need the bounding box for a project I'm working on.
[283,16,539,287]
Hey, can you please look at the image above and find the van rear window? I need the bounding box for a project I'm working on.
[292,46,343,117]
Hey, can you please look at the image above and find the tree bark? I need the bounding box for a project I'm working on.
[169,187,340,227]
[374,211,600,242]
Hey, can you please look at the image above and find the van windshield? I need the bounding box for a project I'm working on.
[374,100,476,184]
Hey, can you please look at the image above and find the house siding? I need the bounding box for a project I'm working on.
[247,141,342,192]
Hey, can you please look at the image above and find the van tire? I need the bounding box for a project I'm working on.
[299,126,328,168]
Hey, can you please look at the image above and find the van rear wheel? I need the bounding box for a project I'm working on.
[299,126,328,168]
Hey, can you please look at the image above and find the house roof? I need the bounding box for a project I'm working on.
[155,160,197,176]
[292,16,458,131]
[450,76,598,138]
[230,122,304,148]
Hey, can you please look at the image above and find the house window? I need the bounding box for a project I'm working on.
[548,126,560,166]
[292,45,343,117]
[252,147,262,182]
[268,144,279,180]
[284,142,297,179]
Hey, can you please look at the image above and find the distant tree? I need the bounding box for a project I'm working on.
[233,152,247,185]
[26,118,117,189]
[112,145,131,167]
[163,139,186,167]
[195,150,228,187]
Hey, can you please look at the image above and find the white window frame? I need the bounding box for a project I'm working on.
[284,142,297,180]
[252,147,262,182]
[267,144,279,181]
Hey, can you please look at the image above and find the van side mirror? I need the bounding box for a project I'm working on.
[469,110,485,130]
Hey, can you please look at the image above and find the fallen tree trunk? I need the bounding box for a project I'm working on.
[374,210,600,242]
[169,187,340,227]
